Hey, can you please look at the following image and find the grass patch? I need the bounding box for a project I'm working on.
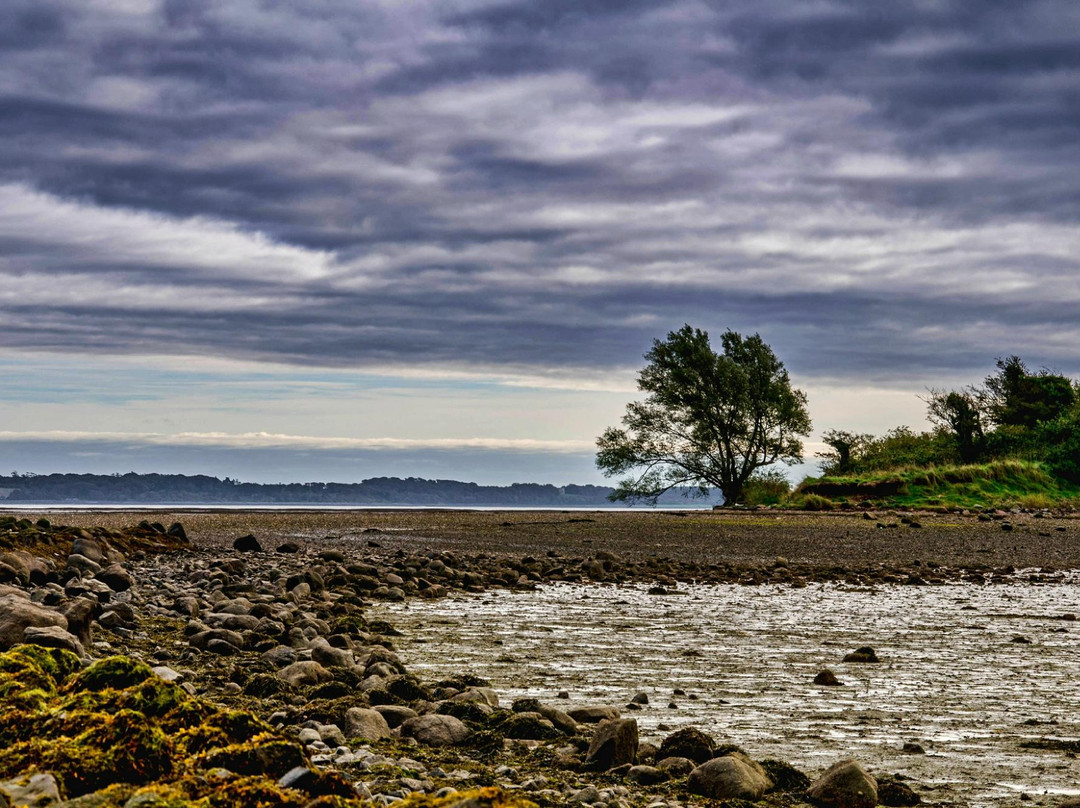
[795,460,1080,510]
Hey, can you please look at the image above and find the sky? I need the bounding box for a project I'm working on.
[2,0,1079,486]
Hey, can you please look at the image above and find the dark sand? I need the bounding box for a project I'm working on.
[15,507,1080,571]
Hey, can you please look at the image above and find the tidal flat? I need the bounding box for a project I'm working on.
[5,506,1080,807]
[374,578,1080,805]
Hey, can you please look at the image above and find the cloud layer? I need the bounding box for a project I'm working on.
[3,1,1080,383]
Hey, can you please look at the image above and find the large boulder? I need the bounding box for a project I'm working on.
[399,714,471,747]
[585,718,638,771]
[343,707,392,741]
[0,595,68,650]
[688,753,772,801]
[373,704,418,728]
[276,661,333,688]
[233,534,263,552]
[807,759,878,808]
[97,564,133,592]
[24,625,85,657]
[658,727,716,764]
[568,706,620,723]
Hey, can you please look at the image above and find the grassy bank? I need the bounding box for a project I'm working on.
[793,459,1080,511]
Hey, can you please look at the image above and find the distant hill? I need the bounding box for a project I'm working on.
[0,472,716,507]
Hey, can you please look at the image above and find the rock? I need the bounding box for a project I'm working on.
[655,756,695,776]
[166,522,188,542]
[277,542,301,554]
[232,534,263,552]
[72,537,106,563]
[630,691,649,704]
[502,712,560,740]
[400,714,471,747]
[0,595,69,650]
[807,759,878,808]
[152,666,183,683]
[567,785,599,803]
[877,775,921,806]
[658,727,716,764]
[585,717,638,771]
[627,765,667,785]
[23,625,85,657]
[276,661,333,688]
[172,596,200,618]
[343,707,392,741]
[761,759,812,792]
[814,669,842,686]
[206,638,239,656]
[61,597,98,647]
[534,703,578,735]
[901,742,925,755]
[567,705,620,723]
[0,772,62,806]
[96,564,133,592]
[66,554,103,576]
[0,553,30,586]
[310,638,354,669]
[842,647,880,663]
[318,724,346,747]
[688,753,772,801]
[453,687,500,708]
[373,704,418,728]
[262,645,297,669]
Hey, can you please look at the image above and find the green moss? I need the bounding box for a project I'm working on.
[200,776,309,808]
[194,737,306,780]
[70,656,156,692]
[395,787,538,808]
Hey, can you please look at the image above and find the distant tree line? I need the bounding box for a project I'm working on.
[0,472,702,507]
[817,356,1080,482]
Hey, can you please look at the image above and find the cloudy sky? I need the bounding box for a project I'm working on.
[2,0,1079,485]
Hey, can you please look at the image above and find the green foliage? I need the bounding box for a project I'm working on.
[799,460,1078,510]
[596,324,811,504]
[741,469,792,506]
[1040,410,1080,483]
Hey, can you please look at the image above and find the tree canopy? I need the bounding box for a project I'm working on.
[596,325,811,504]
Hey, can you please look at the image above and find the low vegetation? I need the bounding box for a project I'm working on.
[795,356,1080,511]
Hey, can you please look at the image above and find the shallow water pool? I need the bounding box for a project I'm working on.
[372,578,1080,806]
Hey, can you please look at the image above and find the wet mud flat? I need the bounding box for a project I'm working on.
[36,507,1080,570]
[15,507,1080,806]
[373,579,1080,806]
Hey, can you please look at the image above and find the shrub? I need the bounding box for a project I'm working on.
[742,469,791,506]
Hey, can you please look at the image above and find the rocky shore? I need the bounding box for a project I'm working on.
[1,511,1075,808]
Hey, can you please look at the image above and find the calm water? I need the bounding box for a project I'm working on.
[373,579,1080,806]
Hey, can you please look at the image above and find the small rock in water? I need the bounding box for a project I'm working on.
[842,646,880,663]
[901,741,925,755]
[814,669,842,687]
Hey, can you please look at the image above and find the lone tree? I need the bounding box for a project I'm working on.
[596,324,811,505]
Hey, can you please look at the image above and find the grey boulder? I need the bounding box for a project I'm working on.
[0,595,68,650]
[399,714,471,747]
[343,707,392,741]
[807,759,878,808]
[688,753,773,801]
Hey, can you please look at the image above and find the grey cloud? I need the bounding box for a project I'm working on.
[1,0,1078,383]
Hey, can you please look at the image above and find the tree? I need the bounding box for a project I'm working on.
[924,388,985,463]
[983,355,1076,429]
[816,429,872,476]
[596,325,811,504]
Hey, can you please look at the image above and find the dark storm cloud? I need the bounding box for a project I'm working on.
[2,0,1079,383]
